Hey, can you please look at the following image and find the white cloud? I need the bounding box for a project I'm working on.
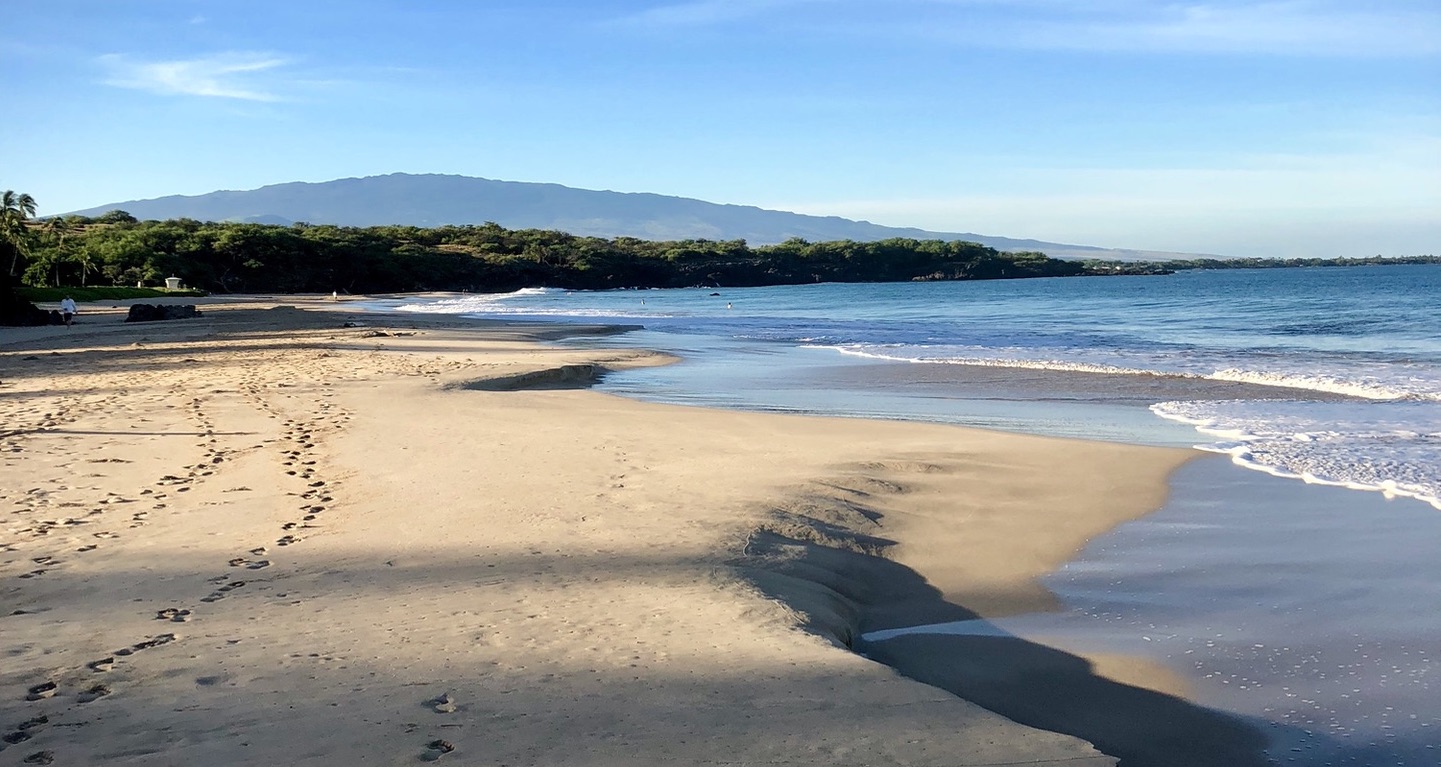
[100,52,290,101]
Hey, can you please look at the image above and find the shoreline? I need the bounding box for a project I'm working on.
[2,298,1267,765]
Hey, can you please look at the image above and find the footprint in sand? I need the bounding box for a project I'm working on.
[25,681,57,701]
[76,683,111,703]
[420,740,456,762]
[1,715,47,745]
[87,657,114,673]
[431,692,458,714]
[21,750,54,765]
[201,584,238,602]
[117,633,178,655]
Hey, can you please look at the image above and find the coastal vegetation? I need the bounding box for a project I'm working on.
[5,192,1437,297]
[9,211,1101,294]
[1081,255,1441,272]
[16,286,207,302]
[2,190,37,278]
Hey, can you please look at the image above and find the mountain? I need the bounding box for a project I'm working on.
[64,173,1196,259]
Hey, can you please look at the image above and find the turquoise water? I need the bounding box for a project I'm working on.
[384,264,1441,765]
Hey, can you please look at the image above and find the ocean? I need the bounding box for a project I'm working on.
[380,263,1441,765]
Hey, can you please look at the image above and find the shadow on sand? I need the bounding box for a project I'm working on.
[737,521,1277,767]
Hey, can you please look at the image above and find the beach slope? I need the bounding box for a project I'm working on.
[1,300,1260,765]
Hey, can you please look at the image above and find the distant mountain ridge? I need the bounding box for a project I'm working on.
[65,173,1200,259]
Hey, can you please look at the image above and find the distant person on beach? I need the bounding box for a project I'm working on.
[59,296,77,327]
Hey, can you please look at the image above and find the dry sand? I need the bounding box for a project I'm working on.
[1,298,1267,765]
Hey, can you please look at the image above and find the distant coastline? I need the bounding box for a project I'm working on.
[15,212,1439,296]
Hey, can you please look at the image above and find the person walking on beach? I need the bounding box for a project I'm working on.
[59,296,77,328]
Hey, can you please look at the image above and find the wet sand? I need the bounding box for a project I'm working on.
[862,458,1441,766]
[582,333,1355,447]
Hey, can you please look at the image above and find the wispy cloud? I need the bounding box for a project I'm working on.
[614,0,1441,56]
[1012,1,1441,56]
[99,52,291,101]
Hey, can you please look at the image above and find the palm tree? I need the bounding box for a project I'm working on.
[41,216,74,286]
[44,217,69,282]
[43,215,70,244]
[2,190,38,277]
[2,190,36,219]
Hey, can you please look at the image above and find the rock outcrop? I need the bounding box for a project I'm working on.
[125,304,203,323]
[0,279,61,326]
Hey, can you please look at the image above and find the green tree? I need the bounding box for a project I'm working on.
[43,215,70,245]
[2,190,38,277]
[42,216,78,286]
[96,209,138,225]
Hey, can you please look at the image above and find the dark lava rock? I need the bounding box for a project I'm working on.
[125,304,203,323]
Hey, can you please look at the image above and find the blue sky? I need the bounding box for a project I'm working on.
[4,1,1438,257]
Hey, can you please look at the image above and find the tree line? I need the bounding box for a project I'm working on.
[1083,255,1441,271]
[6,209,1102,294]
[6,190,1435,297]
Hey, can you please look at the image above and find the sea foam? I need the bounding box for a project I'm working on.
[824,344,1440,402]
[1152,399,1441,511]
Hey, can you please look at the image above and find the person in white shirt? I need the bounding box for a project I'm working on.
[59,296,77,327]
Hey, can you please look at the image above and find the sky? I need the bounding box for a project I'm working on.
[3,0,1438,258]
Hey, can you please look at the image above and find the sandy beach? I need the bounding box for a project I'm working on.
[2,297,1267,766]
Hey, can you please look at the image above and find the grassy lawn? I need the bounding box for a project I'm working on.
[19,287,208,302]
